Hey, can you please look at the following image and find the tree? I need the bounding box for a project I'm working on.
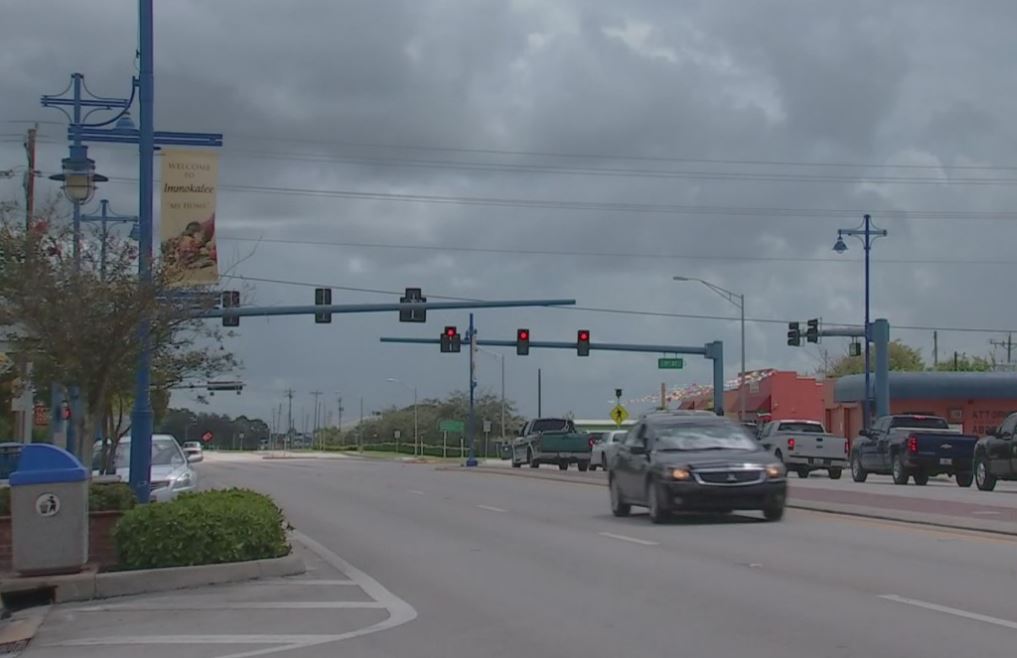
[933,352,993,372]
[823,340,926,377]
[0,208,237,471]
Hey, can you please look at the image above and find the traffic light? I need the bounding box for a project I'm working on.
[577,329,591,356]
[516,328,530,355]
[787,321,801,346]
[440,326,461,353]
[314,287,332,324]
[806,318,819,343]
[400,287,427,323]
[222,290,240,327]
[849,341,862,356]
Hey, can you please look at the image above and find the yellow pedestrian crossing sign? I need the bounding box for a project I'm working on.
[610,404,629,426]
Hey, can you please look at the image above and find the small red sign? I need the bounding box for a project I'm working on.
[201,431,214,443]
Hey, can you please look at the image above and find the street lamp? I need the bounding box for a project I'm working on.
[674,276,746,421]
[832,214,888,430]
[386,378,418,456]
[50,147,107,205]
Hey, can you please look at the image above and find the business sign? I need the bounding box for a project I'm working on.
[159,149,220,285]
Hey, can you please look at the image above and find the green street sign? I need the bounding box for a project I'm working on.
[658,357,684,370]
[439,419,465,433]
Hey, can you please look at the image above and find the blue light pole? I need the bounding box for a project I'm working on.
[833,214,888,430]
[466,313,478,467]
[79,199,139,280]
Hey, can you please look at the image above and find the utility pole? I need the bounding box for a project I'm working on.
[359,397,364,452]
[15,126,39,444]
[23,125,37,230]
[933,331,939,368]
[285,388,294,441]
[990,334,1013,367]
[337,395,344,431]
[310,390,322,449]
[537,369,542,417]
[500,353,506,441]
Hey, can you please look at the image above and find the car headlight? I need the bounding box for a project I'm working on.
[172,472,193,489]
[670,468,692,481]
[765,463,785,479]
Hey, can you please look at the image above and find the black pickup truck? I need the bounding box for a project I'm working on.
[973,411,1017,491]
[849,414,979,486]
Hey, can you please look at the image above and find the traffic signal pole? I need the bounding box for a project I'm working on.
[380,336,728,417]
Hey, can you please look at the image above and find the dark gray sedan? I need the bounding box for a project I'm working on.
[607,413,787,523]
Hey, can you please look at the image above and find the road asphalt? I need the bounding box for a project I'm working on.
[21,454,1017,657]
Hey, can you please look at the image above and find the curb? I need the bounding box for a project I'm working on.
[0,551,305,604]
[448,466,1017,537]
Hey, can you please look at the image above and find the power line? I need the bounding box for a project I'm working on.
[218,234,1010,267]
[225,274,1017,336]
[93,175,1017,222]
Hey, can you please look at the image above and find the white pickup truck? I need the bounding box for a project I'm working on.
[757,419,849,479]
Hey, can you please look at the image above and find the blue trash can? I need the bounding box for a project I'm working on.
[9,444,89,575]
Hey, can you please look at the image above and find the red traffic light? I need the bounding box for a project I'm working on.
[578,330,590,341]
[445,326,457,337]
[518,329,529,341]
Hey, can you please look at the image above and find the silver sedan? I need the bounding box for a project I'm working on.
[590,429,629,471]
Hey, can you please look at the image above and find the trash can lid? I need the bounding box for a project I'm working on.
[9,444,88,486]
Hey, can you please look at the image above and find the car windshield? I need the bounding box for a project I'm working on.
[890,417,949,430]
[95,439,185,470]
[653,423,758,451]
[777,422,824,433]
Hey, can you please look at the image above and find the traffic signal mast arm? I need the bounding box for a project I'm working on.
[203,298,577,320]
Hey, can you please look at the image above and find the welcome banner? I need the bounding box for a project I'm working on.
[159,149,219,285]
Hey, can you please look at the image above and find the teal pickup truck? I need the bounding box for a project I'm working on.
[511,418,593,471]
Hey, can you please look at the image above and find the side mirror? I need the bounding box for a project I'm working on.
[857,429,871,439]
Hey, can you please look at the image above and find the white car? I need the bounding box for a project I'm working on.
[590,429,629,471]
[93,434,199,502]
[182,441,204,462]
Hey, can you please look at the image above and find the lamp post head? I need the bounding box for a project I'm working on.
[672,275,691,282]
[49,145,107,205]
[114,112,136,131]
[833,235,848,254]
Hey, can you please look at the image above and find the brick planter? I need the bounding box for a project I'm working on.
[0,511,124,574]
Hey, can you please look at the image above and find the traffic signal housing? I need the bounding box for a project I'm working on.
[787,322,801,346]
[516,328,530,355]
[399,287,427,323]
[222,290,240,327]
[577,329,591,356]
[440,326,461,353]
[806,318,819,343]
[314,287,332,324]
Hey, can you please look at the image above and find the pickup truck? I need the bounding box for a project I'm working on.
[973,411,1017,491]
[511,418,593,471]
[850,414,979,486]
[757,420,849,479]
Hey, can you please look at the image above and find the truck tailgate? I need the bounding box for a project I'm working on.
[538,432,592,454]
[913,433,978,459]
[786,434,847,460]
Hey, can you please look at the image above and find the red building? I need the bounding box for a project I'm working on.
[678,370,825,422]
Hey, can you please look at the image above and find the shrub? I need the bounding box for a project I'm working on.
[89,482,137,512]
[113,488,290,570]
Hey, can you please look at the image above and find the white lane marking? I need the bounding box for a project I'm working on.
[250,579,357,586]
[76,601,387,612]
[408,489,425,495]
[878,594,1017,630]
[52,530,419,658]
[971,510,1000,515]
[598,532,659,546]
[476,504,507,513]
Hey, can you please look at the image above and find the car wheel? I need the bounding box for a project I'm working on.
[975,456,997,491]
[527,448,538,468]
[647,481,670,524]
[955,471,974,488]
[892,454,909,485]
[511,459,521,469]
[851,453,868,482]
[610,477,631,517]
[763,504,785,522]
[828,468,843,480]
[558,462,569,471]
[913,470,929,486]
[796,467,810,478]
[578,462,589,472]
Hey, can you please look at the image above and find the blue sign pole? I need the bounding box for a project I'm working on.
[128,0,156,504]
[466,313,478,467]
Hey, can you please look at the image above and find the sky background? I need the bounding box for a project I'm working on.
[3,0,1017,429]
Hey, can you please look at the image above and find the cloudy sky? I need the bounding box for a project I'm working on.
[3,0,1017,428]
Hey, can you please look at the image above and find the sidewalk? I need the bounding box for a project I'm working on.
[18,532,416,657]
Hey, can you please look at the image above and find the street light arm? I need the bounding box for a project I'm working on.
[676,276,742,309]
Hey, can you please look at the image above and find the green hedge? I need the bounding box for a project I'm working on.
[0,481,136,516]
[113,488,290,570]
